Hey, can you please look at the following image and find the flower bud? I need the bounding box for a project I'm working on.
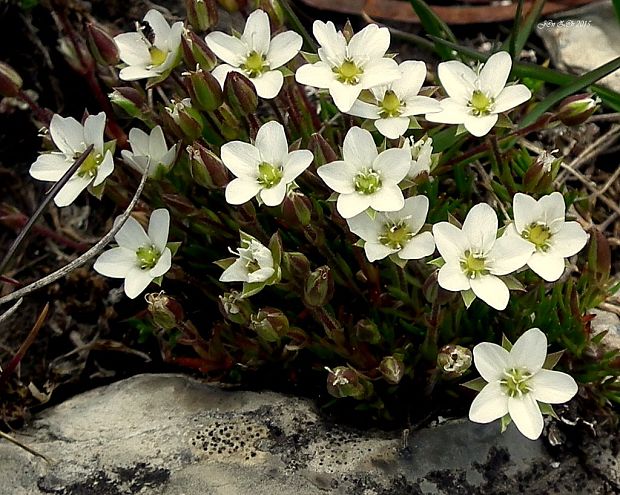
[224,71,258,116]
[282,190,312,226]
[354,319,382,344]
[0,61,23,97]
[182,31,218,70]
[304,266,334,307]
[588,228,611,282]
[219,290,252,325]
[110,87,146,118]
[185,0,218,32]
[422,271,455,305]
[326,366,371,399]
[282,252,311,282]
[146,291,185,331]
[58,37,94,75]
[379,356,405,384]
[183,68,223,111]
[437,344,472,377]
[250,307,289,342]
[308,133,337,167]
[258,0,285,29]
[166,98,204,141]
[187,141,229,188]
[216,0,247,12]
[342,20,354,42]
[557,94,599,126]
[86,22,120,66]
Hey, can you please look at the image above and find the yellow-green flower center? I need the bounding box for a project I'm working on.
[76,151,104,179]
[257,162,283,189]
[379,90,403,118]
[354,169,382,195]
[500,367,532,398]
[149,47,167,67]
[469,90,494,116]
[378,221,413,250]
[334,59,363,85]
[242,51,269,78]
[460,250,489,278]
[136,244,161,270]
[522,222,552,252]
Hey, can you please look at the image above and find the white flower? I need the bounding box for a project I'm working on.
[536,149,560,173]
[347,195,435,262]
[29,112,114,207]
[432,203,534,310]
[221,121,313,206]
[506,192,588,282]
[121,125,177,178]
[205,9,302,99]
[425,51,531,137]
[220,237,275,283]
[403,136,433,180]
[114,9,183,81]
[317,127,410,219]
[346,61,441,139]
[94,209,172,299]
[469,328,578,440]
[295,21,400,112]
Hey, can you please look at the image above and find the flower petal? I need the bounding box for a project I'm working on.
[337,192,370,219]
[347,212,382,242]
[83,112,106,151]
[549,222,588,258]
[342,127,378,169]
[540,191,566,225]
[93,247,136,278]
[225,178,261,204]
[469,381,509,423]
[359,58,400,90]
[473,342,511,382]
[123,266,155,299]
[373,148,410,183]
[368,185,404,212]
[93,152,115,187]
[329,82,363,112]
[114,32,150,66]
[437,262,470,292]
[424,98,470,124]
[462,203,498,253]
[348,24,390,60]
[50,115,84,156]
[432,222,466,261]
[463,114,498,137]
[282,150,313,183]
[205,31,246,67]
[144,9,171,44]
[512,193,542,233]
[530,369,578,404]
[30,153,70,182]
[53,176,91,207]
[295,62,335,89]
[251,70,284,99]
[479,51,512,97]
[494,84,531,113]
[221,141,261,178]
[396,195,429,234]
[149,247,172,278]
[128,127,150,156]
[527,252,566,282]
[241,9,270,55]
[313,21,346,65]
[259,183,287,206]
[489,235,534,276]
[317,160,356,194]
[401,96,442,116]
[346,100,380,120]
[255,121,288,166]
[211,64,237,88]
[147,208,170,252]
[392,60,426,99]
[115,216,150,250]
[398,231,435,260]
[220,258,249,282]
[510,327,547,373]
[148,126,168,160]
[470,274,509,310]
[364,242,396,262]
[119,66,159,81]
[508,394,544,440]
[375,117,410,139]
[437,60,477,102]
[267,31,302,68]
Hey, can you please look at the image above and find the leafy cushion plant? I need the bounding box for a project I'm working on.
[2,0,619,439]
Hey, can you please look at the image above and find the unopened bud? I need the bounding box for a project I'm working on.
[86,22,120,66]
[187,141,229,188]
[379,356,405,384]
[282,252,311,282]
[184,68,223,111]
[216,0,248,12]
[250,307,289,342]
[588,228,610,281]
[353,319,381,344]
[110,87,145,118]
[185,0,218,31]
[523,149,560,192]
[282,190,312,226]
[146,291,185,330]
[224,71,258,116]
[304,266,334,307]
[259,0,285,29]
[342,20,354,42]
[308,133,337,167]
[557,94,599,126]
[0,61,23,97]
[326,366,370,399]
[219,290,252,324]
[58,37,94,75]
[181,30,218,70]
[166,98,204,141]
[437,344,472,377]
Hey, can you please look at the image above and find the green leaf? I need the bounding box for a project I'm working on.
[500,414,513,433]
[241,281,265,298]
[543,350,564,369]
[427,256,445,268]
[501,275,526,292]
[166,241,182,257]
[539,402,559,419]
[214,257,236,270]
[504,0,547,57]
[389,254,408,269]
[408,0,457,60]
[300,51,320,64]
[502,334,513,351]
[461,376,487,392]
[461,289,476,308]
[278,66,295,78]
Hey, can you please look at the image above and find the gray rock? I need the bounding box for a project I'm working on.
[590,308,620,353]
[537,1,620,92]
[0,374,617,495]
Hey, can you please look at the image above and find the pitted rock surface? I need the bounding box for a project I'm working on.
[0,373,617,495]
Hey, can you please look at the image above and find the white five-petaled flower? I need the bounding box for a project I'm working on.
[403,136,434,180]
[425,51,531,137]
[506,192,588,282]
[221,121,313,206]
[94,209,173,299]
[432,203,534,310]
[346,61,441,139]
[220,237,275,283]
[317,127,410,219]
[114,9,183,81]
[29,112,114,207]
[347,195,436,262]
[205,9,302,99]
[469,328,578,440]
[295,21,400,112]
[121,125,177,179]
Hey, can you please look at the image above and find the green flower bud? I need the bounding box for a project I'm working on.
[166,98,204,141]
[250,307,289,342]
[308,133,337,167]
[282,252,311,282]
[185,0,218,32]
[224,71,258,116]
[437,344,472,377]
[216,0,247,12]
[379,356,405,384]
[58,37,94,75]
[146,291,185,331]
[218,290,252,325]
[183,68,223,111]
[187,141,229,188]
[303,266,334,307]
[182,31,218,70]
[353,319,382,344]
[326,366,370,399]
[557,94,599,126]
[258,0,285,29]
[282,190,312,226]
[110,87,146,118]
[0,61,23,97]
[86,22,120,66]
